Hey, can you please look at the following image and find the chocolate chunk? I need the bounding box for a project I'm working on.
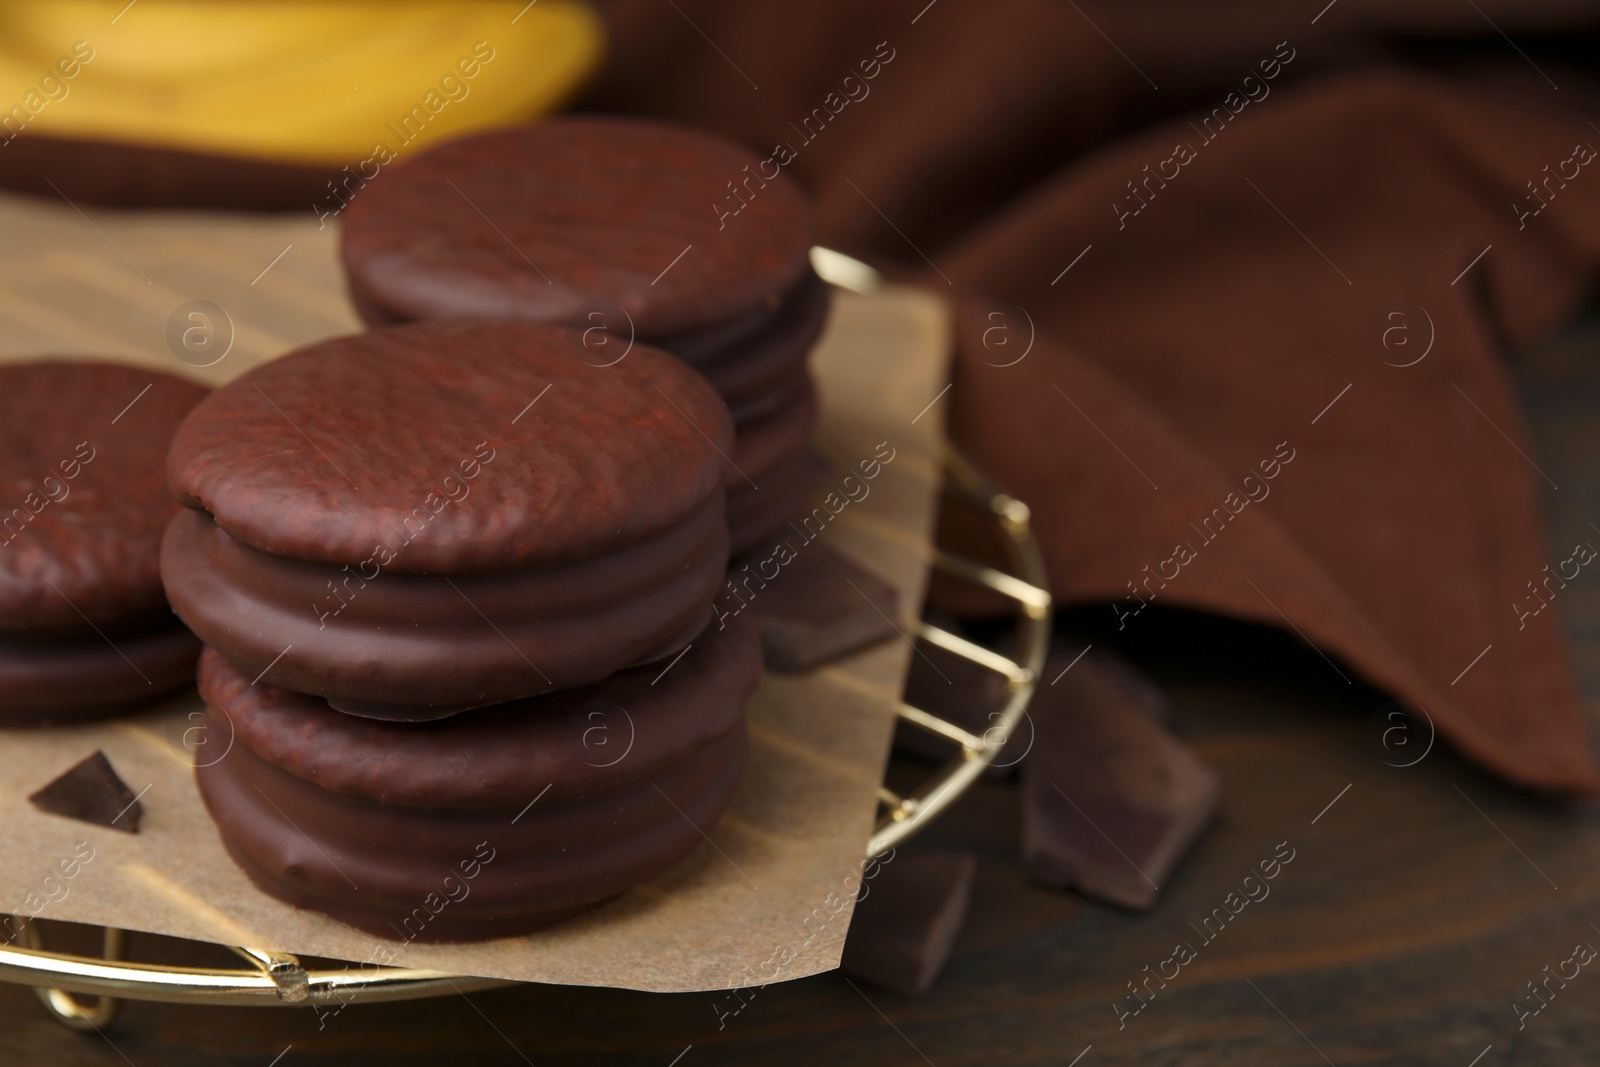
[1068,642,1170,723]
[744,542,900,672]
[1021,642,1216,909]
[841,851,975,996]
[29,751,143,833]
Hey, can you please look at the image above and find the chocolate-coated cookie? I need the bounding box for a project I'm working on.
[349,267,832,426]
[1,361,207,634]
[726,381,819,556]
[167,321,731,571]
[339,117,815,337]
[0,625,199,725]
[664,269,831,423]
[0,360,206,724]
[196,612,760,941]
[206,729,745,941]
[162,499,725,715]
[201,609,759,806]
[162,321,734,715]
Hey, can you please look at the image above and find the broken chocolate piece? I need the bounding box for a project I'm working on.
[1064,641,1169,723]
[841,851,975,996]
[1021,642,1216,909]
[746,542,901,672]
[29,750,143,833]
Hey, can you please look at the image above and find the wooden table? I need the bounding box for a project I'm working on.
[4,330,1598,1067]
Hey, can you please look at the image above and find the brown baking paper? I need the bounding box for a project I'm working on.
[0,191,949,991]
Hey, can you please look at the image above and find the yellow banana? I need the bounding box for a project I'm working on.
[0,1,602,163]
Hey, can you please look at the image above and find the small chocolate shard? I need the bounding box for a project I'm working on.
[841,851,975,996]
[747,542,900,672]
[1021,642,1216,910]
[29,750,143,833]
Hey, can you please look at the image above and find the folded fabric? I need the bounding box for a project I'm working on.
[585,0,1600,259]
[938,68,1600,793]
[585,0,1600,793]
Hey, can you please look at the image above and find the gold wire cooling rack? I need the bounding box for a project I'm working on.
[0,253,1053,1029]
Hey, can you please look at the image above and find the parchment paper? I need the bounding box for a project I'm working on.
[0,191,950,991]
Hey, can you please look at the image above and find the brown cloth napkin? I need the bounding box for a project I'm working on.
[939,70,1600,795]
[587,2,1600,793]
[587,0,1600,259]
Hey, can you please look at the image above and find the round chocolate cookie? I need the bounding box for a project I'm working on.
[349,265,831,425]
[2,361,208,632]
[196,611,760,942]
[162,321,733,717]
[726,381,820,556]
[0,360,207,724]
[661,268,832,423]
[339,116,816,337]
[162,501,725,717]
[0,626,200,724]
[337,118,829,567]
[728,448,822,561]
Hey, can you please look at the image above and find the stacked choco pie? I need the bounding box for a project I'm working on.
[160,321,761,940]
[339,116,827,557]
[0,362,207,725]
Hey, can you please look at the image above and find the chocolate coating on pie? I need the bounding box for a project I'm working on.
[665,270,830,424]
[725,381,819,556]
[349,268,831,427]
[195,614,759,941]
[728,446,822,559]
[200,610,759,806]
[0,361,207,634]
[203,728,746,941]
[0,134,335,211]
[339,117,815,337]
[0,623,199,725]
[167,320,732,572]
[162,492,728,716]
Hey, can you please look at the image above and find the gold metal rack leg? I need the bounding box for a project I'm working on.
[15,918,124,1031]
